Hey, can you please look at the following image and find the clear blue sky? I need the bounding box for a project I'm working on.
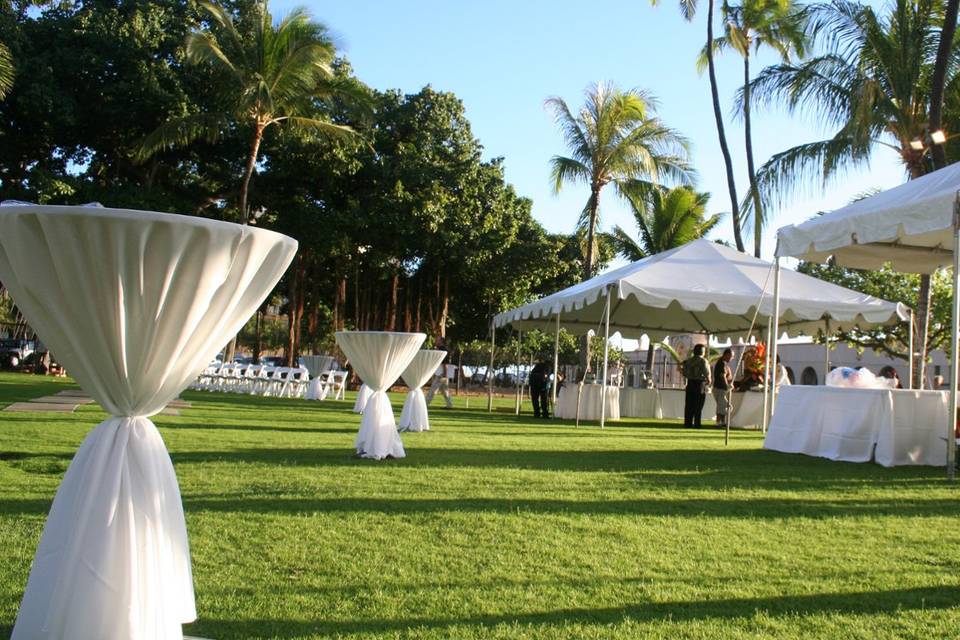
[277,0,906,261]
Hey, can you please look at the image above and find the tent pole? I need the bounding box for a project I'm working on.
[515,330,522,415]
[823,318,830,383]
[947,194,960,480]
[768,258,782,432]
[908,309,915,390]
[762,316,772,433]
[487,316,495,412]
[552,311,561,408]
[600,288,612,429]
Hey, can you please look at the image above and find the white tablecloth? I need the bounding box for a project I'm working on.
[0,204,296,640]
[398,349,446,432]
[729,391,765,428]
[335,331,425,459]
[353,382,372,413]
[301,354,335,377]
[555,384,620,421]
[658,388,717,421]
[619,388,661,419]
[764,386,948,466]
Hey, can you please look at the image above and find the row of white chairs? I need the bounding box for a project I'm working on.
[191,363,310,398]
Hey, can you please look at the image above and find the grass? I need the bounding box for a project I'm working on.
[0,370,958,639]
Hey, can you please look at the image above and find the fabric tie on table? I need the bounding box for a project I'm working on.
[0,205,297,640]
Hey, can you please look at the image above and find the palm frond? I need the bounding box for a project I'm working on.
[0,41,14,99]
[135,112,231,162]
[548,156,590,194]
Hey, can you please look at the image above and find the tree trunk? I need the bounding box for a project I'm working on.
[239,123,265,224]
[579,186,601,377]
[415,274,423,332]
[929,0,959,170]
[743,54,764,258]
[253,309,263,364]
[285,262,299,367]
[913,273,932,389]
[222,123,265,364]
[706,0,745,252]
[439,273,449,339]
[386,272,399,331]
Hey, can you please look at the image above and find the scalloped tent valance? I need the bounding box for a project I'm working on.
[494,239,908,340]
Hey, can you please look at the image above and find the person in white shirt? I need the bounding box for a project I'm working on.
[775,355,791,388]
[427,362,455,408]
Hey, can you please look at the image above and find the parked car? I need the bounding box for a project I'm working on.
[0,338,36,370]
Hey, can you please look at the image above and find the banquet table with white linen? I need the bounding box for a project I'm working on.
[764,386,948,466]
[554,383,620,421]
[658,388,717,422]
[619,388,661,419]
[729,391,765,428]
[0,203,296,640]
[335,331,425,459]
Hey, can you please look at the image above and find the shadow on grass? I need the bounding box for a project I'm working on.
[186,585,960,638]
[178,493,960,519]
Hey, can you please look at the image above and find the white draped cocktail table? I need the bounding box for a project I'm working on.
[0,204,296,640]
[398,349,447,432]
[335,331,425,459]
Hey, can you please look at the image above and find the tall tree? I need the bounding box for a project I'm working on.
[139,0,360,361]
[607,185,721,370]
[139,0,356,222]
[929,0,960,170]
[546,82,693,281]
[653,0,747,252]
[546,82,692,374]
[744,0,953,387]
[700,0,807,256]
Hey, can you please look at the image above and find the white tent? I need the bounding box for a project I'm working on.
[775,162,960,477]
[495,239,908,339]
[492,239,909,428]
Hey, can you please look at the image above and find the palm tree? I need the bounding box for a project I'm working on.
[652,0,747,252]
[139,0,355,222]
[546,82,693,376]
[0,41,14,100]
[607,185,722,371]
[699,0,807,257]
[608,186,721,260]
[744,0,951,387]
[929,0,959,170]
[546,82,693,282]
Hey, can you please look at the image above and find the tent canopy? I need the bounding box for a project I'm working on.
[495,239,908,340]
[775,161,960,272]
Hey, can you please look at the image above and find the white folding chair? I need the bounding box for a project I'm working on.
[330,370,348,400]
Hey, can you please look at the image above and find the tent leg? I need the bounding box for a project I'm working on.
[552,311,561,412]
[600,290,611,429]
[908,309,915,390]
[762,317,771,433]
[487,317,495,412]
[947,196,960,480]
[515,330,522,415]
[823,319,830,384]
[768,258,782,432]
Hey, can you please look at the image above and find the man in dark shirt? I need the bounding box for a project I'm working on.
[713,348,734,427]
[681,344,711,428]
[528,362,549,418]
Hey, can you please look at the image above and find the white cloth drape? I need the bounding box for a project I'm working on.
[353,383,372,413]
[765,386,949,466]
[398,350,446,432]
[0,205,296,640]
[619,388,662,419]
[335,332,425,459]
[554,384,620,421]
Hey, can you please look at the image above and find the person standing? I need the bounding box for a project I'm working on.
[713,348,734,427]
[681,344,711,428]
[528,362,549,418]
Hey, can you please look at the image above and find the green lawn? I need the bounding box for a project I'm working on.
[0,371,958,639]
